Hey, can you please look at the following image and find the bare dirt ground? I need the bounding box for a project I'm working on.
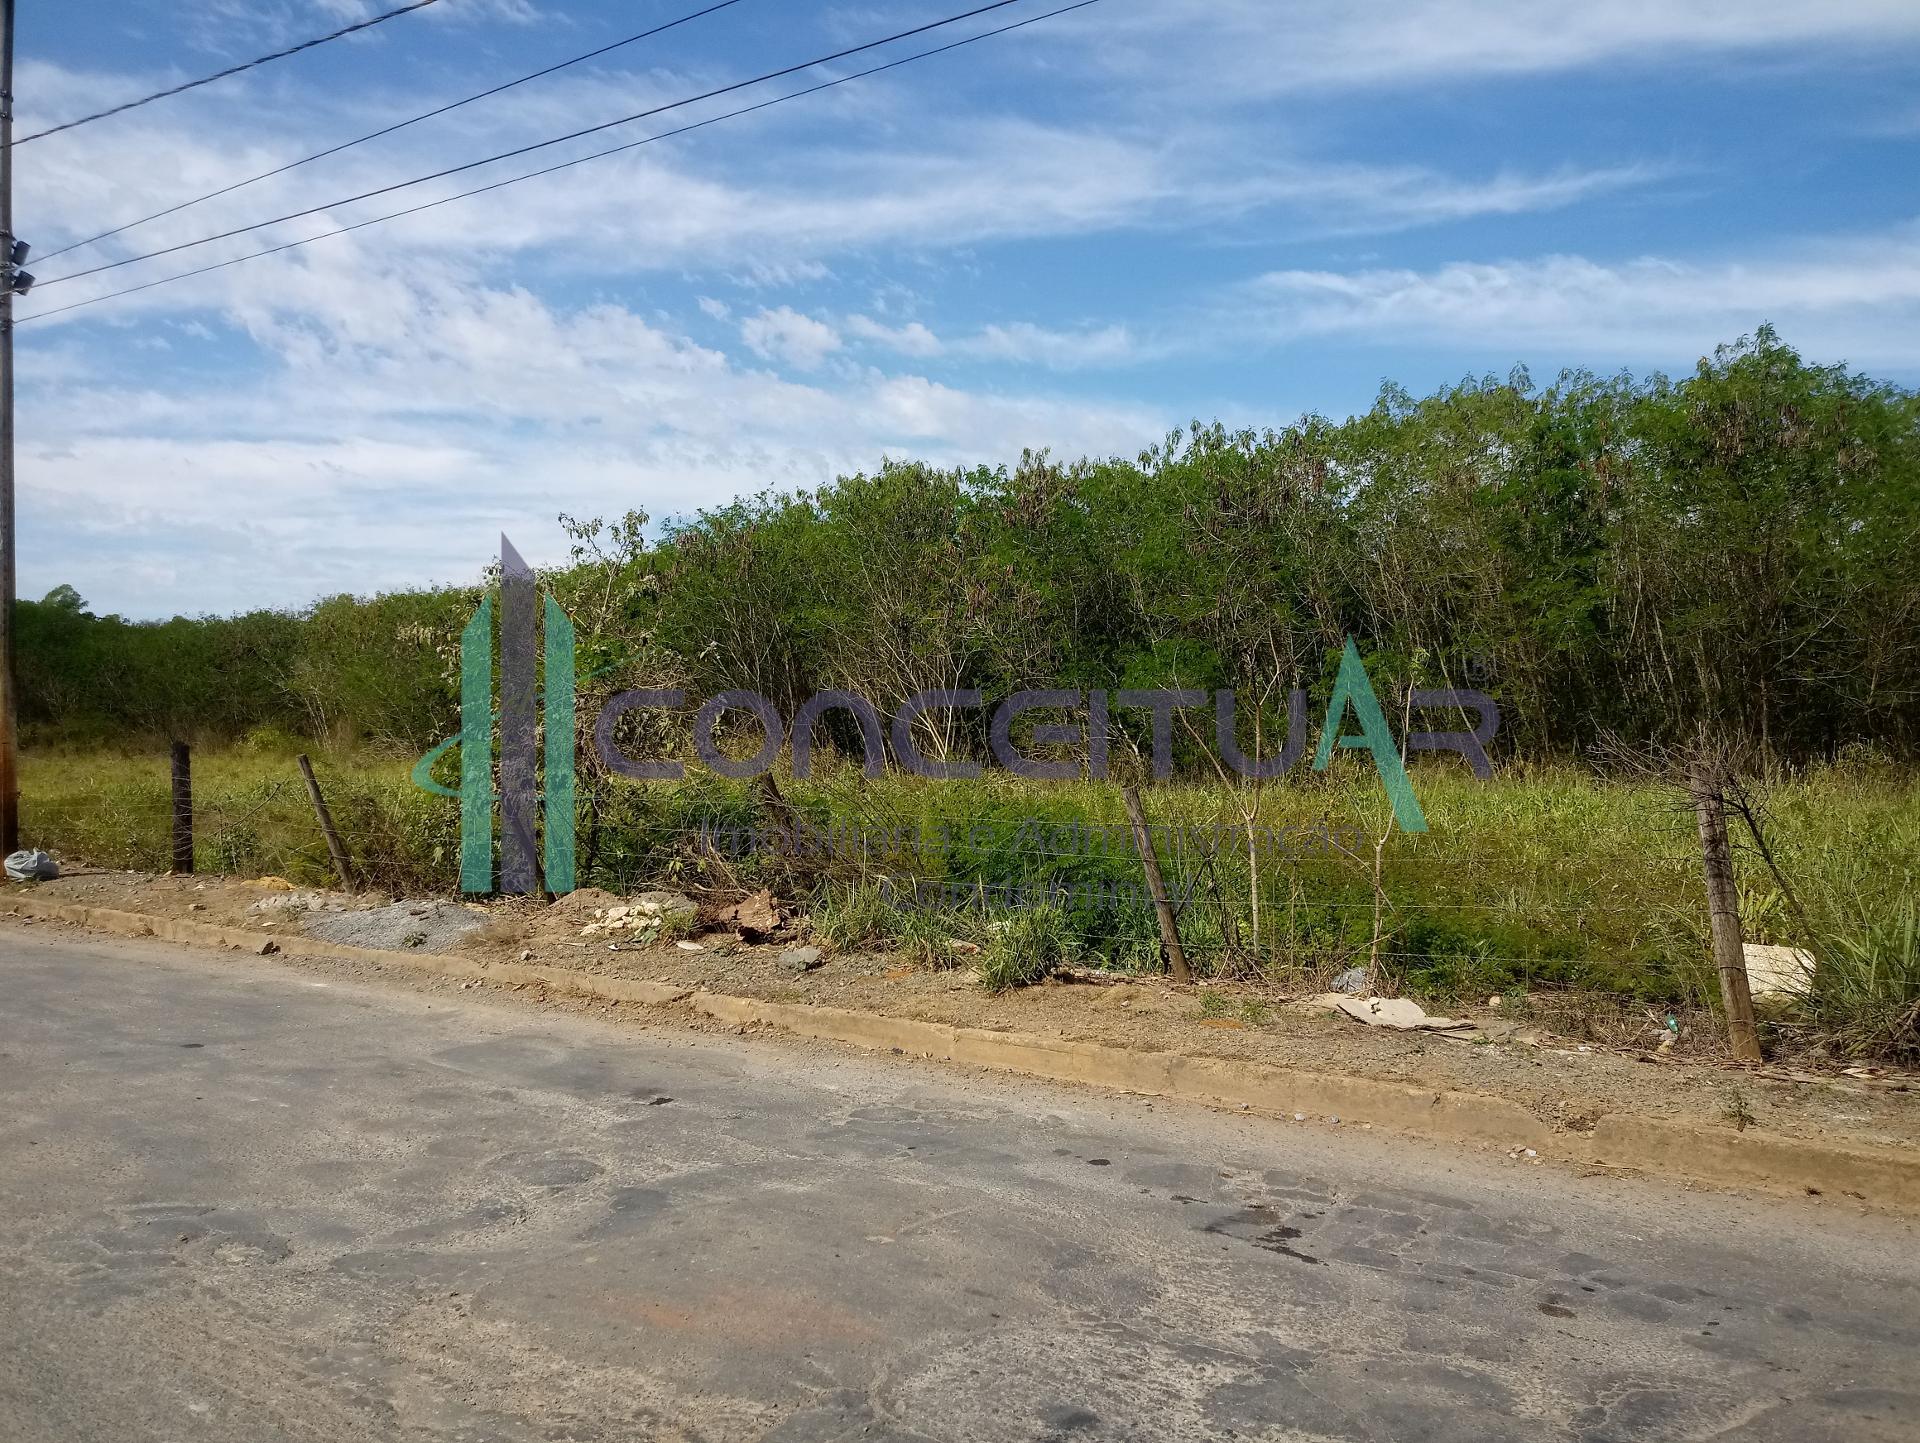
[15,868,1920,1156]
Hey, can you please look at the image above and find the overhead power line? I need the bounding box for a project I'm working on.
[36,0,750,265]
[15,0,443,146]
[34,0,1035,292]
[17,0,1099,325]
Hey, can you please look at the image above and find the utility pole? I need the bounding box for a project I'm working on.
[0,0,17,856]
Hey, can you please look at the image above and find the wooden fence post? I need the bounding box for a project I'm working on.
[756,772,800,860]
[169,740,193,875]
[296,753,355,891]
[1690,755,1763,1062]
[1122,784,1191,983]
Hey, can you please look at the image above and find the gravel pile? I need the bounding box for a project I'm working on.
[304,900,486,953]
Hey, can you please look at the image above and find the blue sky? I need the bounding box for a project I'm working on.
[15,0,1920,617]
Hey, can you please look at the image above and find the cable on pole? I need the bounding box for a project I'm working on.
[32,0,1038,291]
[35,0,751,264]
[16,0,1099,326]
[14,0,443,146]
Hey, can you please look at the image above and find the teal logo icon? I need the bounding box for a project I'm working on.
[411,536,576,895]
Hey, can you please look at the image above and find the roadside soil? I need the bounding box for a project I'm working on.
[15,867,1920,1155]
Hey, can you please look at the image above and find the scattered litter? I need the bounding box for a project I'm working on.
[1755,1067,1841,1087]
[948,939,981,956]
[577,891,697,948]
[252,876,296,891]
[675,940,706,953]
[518,949,534,962]
[246,890,342,918]
[4,849,58,882]
[1330,966,1369,995]
[1640,1011,1680,1053]
[1838,1067,1917,1091]
[1292,1113,1307,1122]
[633,890,697,927]
[1055,964,1129,985]
[1744,943,1815,997]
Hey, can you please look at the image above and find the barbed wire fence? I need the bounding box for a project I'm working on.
[29,745,1728,997]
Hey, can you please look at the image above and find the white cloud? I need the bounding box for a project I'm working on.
[1252,162,1669,236]
[11,60,1668,317]
[1092,0,1920,98]
[1860,102,1920,138]
[844,316,1139,370]
[845,315,942,358]
[696,296,730,321]
[1229,223,1920,366]
[16,257,1162,614]
[738,306,841,371]
[960,323,1136,370]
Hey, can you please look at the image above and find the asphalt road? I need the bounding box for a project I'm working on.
[2,928,1917,1442]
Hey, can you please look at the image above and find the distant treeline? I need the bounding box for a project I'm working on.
[20,328,1920,765]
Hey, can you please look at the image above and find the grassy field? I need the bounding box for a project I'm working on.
[20,743,1920,1056]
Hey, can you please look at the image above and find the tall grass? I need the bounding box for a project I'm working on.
[977,903,1076,993]
[1805,897,1920,1062]
[20,745,1920,1052]
[20,739,456,893]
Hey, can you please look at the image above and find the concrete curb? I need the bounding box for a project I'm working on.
[687,990,1555,1150]
[6,892,1917,1211]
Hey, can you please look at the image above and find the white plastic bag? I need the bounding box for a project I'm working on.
[5,849,58,882]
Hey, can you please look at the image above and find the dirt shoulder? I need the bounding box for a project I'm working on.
[13,868,1920,1156]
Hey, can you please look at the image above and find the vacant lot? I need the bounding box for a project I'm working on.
[20,746,1920,1060]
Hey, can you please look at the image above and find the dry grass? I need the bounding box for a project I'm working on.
[20,744,1919,1053]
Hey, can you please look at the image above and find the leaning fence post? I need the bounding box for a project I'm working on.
[1690,755,1763,1062]
[1122,783,1191,983]
[169,740,193,875]
[296,753,355,891]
